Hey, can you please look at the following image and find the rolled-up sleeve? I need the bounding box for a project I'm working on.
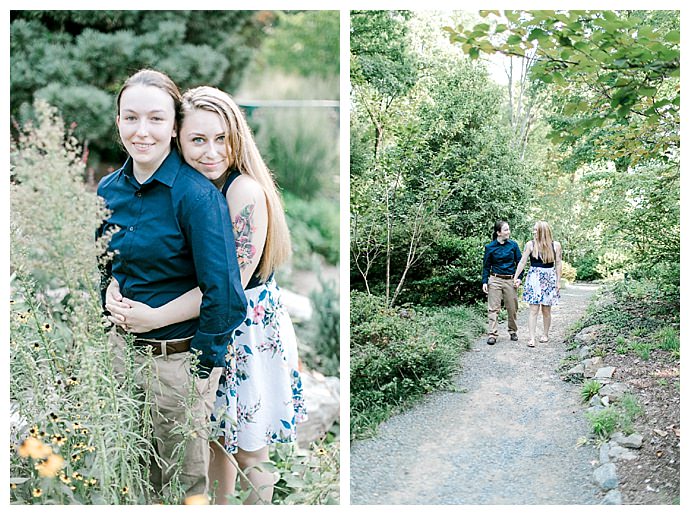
[182,188,247,372]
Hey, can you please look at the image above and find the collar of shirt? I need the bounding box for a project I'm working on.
[122,147,182,189]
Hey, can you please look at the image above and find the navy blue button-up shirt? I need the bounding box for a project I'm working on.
[97,148,247,370]
[482,239,523,284]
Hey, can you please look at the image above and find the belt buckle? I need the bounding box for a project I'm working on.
[160,340,168,358]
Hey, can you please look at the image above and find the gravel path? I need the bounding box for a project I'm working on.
[350,282,601,504]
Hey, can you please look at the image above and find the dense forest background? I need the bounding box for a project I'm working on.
[350,10,680,438]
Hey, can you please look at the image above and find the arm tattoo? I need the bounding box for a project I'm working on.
[233,203,257,270]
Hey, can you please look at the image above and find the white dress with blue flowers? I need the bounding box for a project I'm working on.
[213,276,307,453]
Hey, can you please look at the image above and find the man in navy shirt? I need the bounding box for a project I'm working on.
[482,221,523,344]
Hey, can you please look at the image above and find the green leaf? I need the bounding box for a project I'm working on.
[664,30,680,44]
[637,86,657,97]
[528,28,549,42]
[469,47,480,60]
[495,24,508,33]
[506,34,522,45]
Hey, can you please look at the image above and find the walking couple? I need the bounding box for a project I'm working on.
[97,69,307,504]
[482,220,563,348]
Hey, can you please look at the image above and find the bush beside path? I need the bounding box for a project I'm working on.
[350,282,601,504]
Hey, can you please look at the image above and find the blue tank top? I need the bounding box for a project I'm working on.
[529,241,555,268]
[222,170,267,289]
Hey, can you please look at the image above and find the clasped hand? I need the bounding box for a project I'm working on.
[105,279,159,334]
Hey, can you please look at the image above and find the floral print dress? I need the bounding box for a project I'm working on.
[213,276,307,453]
[522,242,560,306]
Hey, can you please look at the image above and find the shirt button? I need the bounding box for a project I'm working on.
[136,192,142,198]
[129,226,135,232]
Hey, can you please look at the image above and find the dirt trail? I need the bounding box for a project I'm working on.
[350,282,601,504]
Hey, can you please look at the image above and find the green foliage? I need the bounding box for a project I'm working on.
[350,16,531,305]
[253,107,339,200]
[580,380,602,402]
[395,235,485,305]
[561,261,577,283]
[10,10,271,163]
[300,277,340,377]
[350,291,484,438]
[10,100,156,504]
[586,408,619,439]
[270,438,340,504]
[449,10,679,163]
[283,193,339,268]
[350,10,418,99]
[258,11,339,78]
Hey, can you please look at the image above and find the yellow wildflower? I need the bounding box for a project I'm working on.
[18,437,52,460]
[59,473,71,485]
[183,494,210,505]
[51,434,65,446]
[32,488,42,498]
[41,323,52,332]
[121,486,129,495]
[36,453,65,478]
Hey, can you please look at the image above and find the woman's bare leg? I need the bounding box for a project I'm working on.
[528,304,540,346]
[541,305,552,340]
[236,446,274,504]
[209,440,237,505]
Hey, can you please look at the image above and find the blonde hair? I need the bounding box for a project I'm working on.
[178,86,291,280]
[532,220,555,264]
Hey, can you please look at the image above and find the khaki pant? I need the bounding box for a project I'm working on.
[109,330,222,500]
[487,275,519,337]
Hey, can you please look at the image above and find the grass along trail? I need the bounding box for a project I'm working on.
[350,282,601,504]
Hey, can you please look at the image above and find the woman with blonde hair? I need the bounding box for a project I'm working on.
[106,85,306,504]
[513,221,562,347]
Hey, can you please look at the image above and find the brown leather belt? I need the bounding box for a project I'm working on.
[490,272,514,279]
[116,327,192,356]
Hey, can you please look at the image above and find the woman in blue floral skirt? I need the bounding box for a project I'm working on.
[513,221,562,348]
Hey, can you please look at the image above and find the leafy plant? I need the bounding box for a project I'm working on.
[580,380,602,402]
[586,408,619,439]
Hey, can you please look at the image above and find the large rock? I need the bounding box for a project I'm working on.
[281,288,313,323]
[601,489,623,504]
[612,432,643,449]
[296,369,339,448]
[594,366,616,380]
[575,324,606,344]
[599,383,629,402]
[593,463,619,490]
[583,357,604,378]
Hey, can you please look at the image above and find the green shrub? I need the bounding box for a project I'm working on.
[586,408,619,439]
[284,193,339,267]
[254,107,339,200]
[561,261,577,283]
[572,251,600,281]
[300,276,340,377]
[350,291,484,438]
[580,380,602,402]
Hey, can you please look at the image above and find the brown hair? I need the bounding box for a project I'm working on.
[116,69,182,115]
[178,86,292,280]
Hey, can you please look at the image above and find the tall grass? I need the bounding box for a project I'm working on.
[10,100,156,504]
